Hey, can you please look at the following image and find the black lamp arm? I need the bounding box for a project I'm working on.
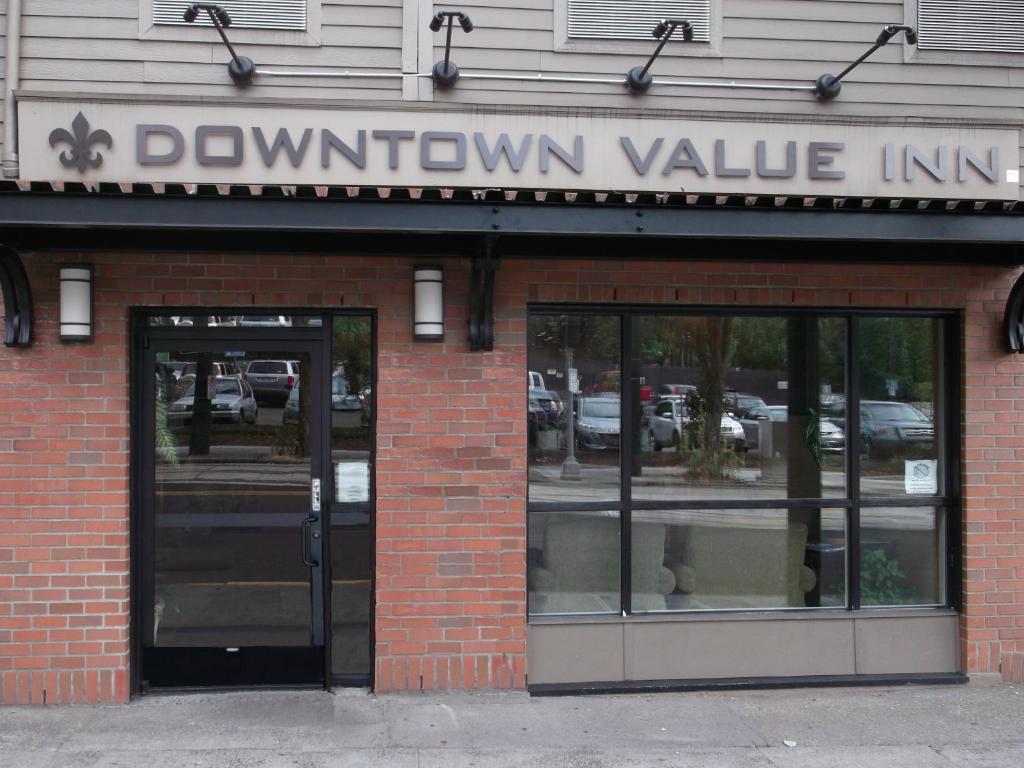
[183,4,256,86]
[189,4,243,67]
[637,19,694,81]
[815,25,916,101]
[429,10,474,88]
[626,19,694,93]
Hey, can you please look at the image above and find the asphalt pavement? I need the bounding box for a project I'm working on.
[2,680,1023,767]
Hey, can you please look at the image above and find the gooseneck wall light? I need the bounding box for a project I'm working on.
[413,266,445,341]
[626,19,695,94]
[813,24,917,101]
[182,3,257,86]
[59,264,93,343]
[429,10,474,87]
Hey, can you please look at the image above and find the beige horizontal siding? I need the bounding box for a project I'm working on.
[17,1,403,99]
[3,1,1022,127]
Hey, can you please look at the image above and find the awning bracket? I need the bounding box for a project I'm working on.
[0,244,33,348]
[1003,271,1024,353]
[469,236,500,352]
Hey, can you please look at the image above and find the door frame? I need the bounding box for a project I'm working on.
[129,310,377,695]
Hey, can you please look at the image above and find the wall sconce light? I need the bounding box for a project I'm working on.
[429,10,474,87]
[183,3,256,86]
[626,18,694,93]
[59,264,93,343]
[413,266,444,341]
[814,24,916,101]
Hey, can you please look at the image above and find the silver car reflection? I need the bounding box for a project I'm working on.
[168,376,258,424]
[649,396,745,451]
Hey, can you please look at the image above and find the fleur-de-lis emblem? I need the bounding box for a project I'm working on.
[48,112,113,173]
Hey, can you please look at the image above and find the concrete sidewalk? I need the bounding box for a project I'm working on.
[2,681,1023,767]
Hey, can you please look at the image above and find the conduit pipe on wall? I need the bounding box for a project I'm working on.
[3,0,23,178]
[253,68,816,92]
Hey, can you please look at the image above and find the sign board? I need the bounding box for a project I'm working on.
[17,98,1022,200]
[335,461,370,503]
[905,459,938,494]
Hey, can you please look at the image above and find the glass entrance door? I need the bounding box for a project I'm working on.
[140,339,325,687]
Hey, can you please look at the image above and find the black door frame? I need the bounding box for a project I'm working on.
[129,310,376,693]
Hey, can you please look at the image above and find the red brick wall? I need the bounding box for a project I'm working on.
[2,250,1023,702]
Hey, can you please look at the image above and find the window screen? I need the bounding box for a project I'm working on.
[154,0,307,31]
[918,1,1024,54]
[568,0,711,42]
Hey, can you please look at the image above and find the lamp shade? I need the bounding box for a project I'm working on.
[59,265,93,342]
[413,266,444,341]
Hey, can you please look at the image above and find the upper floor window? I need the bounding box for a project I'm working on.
[567,0,711,42]
[154,0,307,32]
[917,0,1024,53]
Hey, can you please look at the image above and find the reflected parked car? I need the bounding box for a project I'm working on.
[825,399,934,458]
[331,372,362,411]
[530,389,563,427]
[740,405,845,455]
[575,397,621,450]
[283,385,301,424]
[168,376,257,424]
[174,361,239,398]
[648,395,745,451]
[657,384,696,399]
[724,391,768,419]
[243,360,301,405]
[238,315,293,327]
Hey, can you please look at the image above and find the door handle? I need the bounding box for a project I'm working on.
[301,515,319,567]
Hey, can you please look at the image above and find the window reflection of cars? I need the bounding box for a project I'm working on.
[331,372,361,411]
[725,391,767,419]
[237,315,293,327]
[649,395,745,451]
[740,405,845,455]
[283,386,301,424]
[174,361,238,398]
[168,377,258,424]
[825,399,933,458]
[243,360,301,405]
[575,397,621,451]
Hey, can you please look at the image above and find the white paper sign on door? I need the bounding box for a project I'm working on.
[905,459,938,494]
[335,462,370,502]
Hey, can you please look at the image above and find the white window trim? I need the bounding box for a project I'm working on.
[553,0,723,58]
[903,0,1024,67]
[139,0,323,47]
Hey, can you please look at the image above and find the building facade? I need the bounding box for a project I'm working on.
[2,0,1024,703]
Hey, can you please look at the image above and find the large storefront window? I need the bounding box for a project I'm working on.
[527,311,954,617]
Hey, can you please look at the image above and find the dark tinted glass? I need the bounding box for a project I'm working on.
[860,506,943,605]
[632,507,846,611]
[632,316,847,501]
[528,510,621,615]
[150,349,313,648]
[527,314,622,503]
[855,317,942,498]
[329,316,373,676]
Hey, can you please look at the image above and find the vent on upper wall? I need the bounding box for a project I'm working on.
[918,0,1024,53]
[568,0,711,42]
[154,0,307,31]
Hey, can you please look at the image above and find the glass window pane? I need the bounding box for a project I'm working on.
[528,315,621,503]
[147,314,324,328]
[528,511,620,615]
[633,508,847,611]
[151,349,312,648]
[632,316,847,502]
[329,316,373,677]
[860,507,943,606]
[854,318,942,498]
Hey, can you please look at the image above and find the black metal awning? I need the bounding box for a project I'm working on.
[0,181,1022,264]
